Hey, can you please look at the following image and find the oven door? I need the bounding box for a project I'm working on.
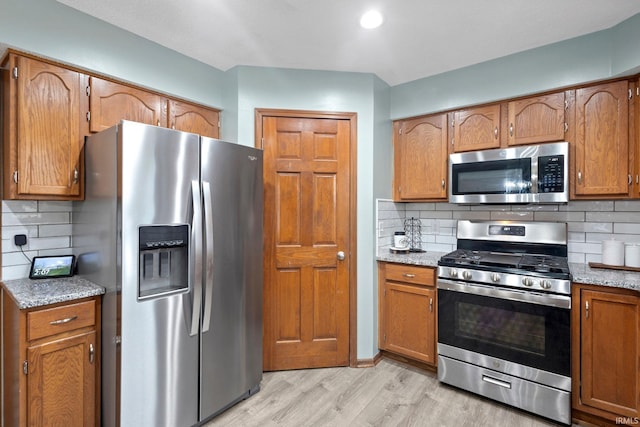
[437,279,571,378]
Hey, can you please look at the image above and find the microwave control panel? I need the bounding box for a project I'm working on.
[538,155,565,193]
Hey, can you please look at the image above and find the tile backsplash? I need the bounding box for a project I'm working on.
[3,198,640,280]
[376,199,640,264]
[2,200,73,280]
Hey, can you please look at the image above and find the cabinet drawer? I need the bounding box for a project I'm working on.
[385,264,435,286]
[28,300,96,341]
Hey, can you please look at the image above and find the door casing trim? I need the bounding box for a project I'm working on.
[255,108,358,367]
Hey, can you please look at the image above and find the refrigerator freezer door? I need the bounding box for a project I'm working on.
[199,138,264,421]
[118,122,201,427]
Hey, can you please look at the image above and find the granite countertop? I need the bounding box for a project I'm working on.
[569,262,640,291]
[377,251,640,292]
[376,251,446,268]
[1,276,105,309]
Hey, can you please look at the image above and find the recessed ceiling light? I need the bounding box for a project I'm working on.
[360,10,383,29]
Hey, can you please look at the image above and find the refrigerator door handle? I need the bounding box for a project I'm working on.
[190,180,203,337]
[202,180,214,333]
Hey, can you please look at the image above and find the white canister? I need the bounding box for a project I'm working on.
[602,239,625,266]
[393,231,408,249]
[625,244,640,268]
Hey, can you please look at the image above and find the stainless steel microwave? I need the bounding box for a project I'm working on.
[448,142,569,204]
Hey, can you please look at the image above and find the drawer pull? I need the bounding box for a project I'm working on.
[49,315,78,325]
[89,343,95,364]
[482,375,511,389]
[403,273,416,278]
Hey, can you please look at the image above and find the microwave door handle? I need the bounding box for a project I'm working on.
[202,181,214,333]
[189,180,203,337]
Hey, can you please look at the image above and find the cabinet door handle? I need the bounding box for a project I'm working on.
[429,298,433,313]
[73,167,79,184]
[89,343,95,364]
[403,273,416,278]
[494,127,498,139]
[629,175,633,186]
[509,123,513,137]
[585,301,589,319]
[50,315,78,325]
[578,171,582,184]
[441,179,445,189]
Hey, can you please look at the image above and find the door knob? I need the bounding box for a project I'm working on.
[337,251,345,261]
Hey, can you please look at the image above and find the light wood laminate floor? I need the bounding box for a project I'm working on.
[204,358,567,427]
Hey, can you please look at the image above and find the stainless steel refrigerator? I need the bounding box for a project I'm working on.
[73,120,263,427]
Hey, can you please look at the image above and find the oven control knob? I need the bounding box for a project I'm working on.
[540,280,552,290]
[449,268,458,278]
[522,277,534,287]
[491,273,501,283]
[462,271,472,280]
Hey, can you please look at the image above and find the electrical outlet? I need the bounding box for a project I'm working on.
[14,234,27,246]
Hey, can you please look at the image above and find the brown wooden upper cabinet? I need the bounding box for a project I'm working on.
[393,113,448,201]
[507,92,567,146]
[89,77,167,132]
[572,81,632,198]
[169,99,220,139]
[1,53,88,200]
[2,50,222,200]
[450,104,502,152]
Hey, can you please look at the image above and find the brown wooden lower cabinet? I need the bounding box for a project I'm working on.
[2,294,101,427]
[378,262,437,366]
[572,283,640,425]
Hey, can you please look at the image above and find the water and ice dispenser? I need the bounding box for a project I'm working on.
[138,225,189,299]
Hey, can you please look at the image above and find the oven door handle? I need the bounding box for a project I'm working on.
[437,279,571,309]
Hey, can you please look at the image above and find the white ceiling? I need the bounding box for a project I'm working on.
[57,0,640,86]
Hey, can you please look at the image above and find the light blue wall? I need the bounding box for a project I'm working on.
[231,66,387,358]
[390,13,640,119]
[0,0,226,109]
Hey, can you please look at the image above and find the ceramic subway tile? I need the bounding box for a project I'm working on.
[613,223,640,234]
[568,252,586,264]
[559,200,614,211]
[2,200,38,213]
[512,204,559,212]
[38,248,74,257]
[614,200,640,211]
[28,236,70,251]
[38,201,73,212]
[407,203,436,211]
[490,211,534,221]
[567,221,612,233]
[2,265,31,281]
[586,211,640,223]
[419,210,453,219]
[452,211,491,220]
[3,212,70,226]
[39,224,73,238]
[436,203,470,211]
[2,251,33,267]
[568,241,601,255]
[568,232,586,243]
[585,253,603,264]
[533,211,585,222]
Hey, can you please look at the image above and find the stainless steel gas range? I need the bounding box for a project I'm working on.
[437,220,571,425]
